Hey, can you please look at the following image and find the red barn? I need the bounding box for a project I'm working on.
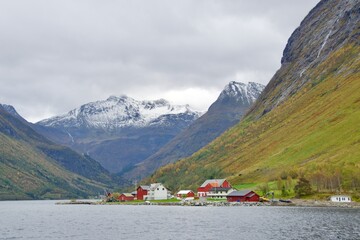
[137,185,150,200]
[176,190,195,199]
[226,190,260,202]
[119,193,135,202]
[197,179,231,197]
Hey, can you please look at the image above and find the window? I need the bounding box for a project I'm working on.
[162,188,165,190]
[157,188,159,190]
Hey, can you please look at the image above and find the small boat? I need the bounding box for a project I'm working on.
[279,199,292,203]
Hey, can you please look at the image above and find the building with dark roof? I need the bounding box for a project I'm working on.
[226,190,260,202]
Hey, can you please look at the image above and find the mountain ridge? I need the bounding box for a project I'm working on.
[123,81,265,180]
[0,104,125,200]
[38,95,200,130]
[35,95,201,173]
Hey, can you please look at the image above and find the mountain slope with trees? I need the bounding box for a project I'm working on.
[0,105,124,200]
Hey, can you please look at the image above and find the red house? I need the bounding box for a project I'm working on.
[197,179,231,197]
[137,185,150,200]
[176,190,195,199]
[119,193,135,202]
[226,190,260,202]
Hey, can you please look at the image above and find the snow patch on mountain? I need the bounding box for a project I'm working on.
[38,95,200,129]
[219,81,265,105]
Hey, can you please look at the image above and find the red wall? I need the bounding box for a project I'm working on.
[227,192,260,202]
[178,191,195,198]
[187,191,195,197]
[222,180,231,188]
[137,187,148,200]
[197,180,231,196]
[197,183,212,194]
[119,194,135,202]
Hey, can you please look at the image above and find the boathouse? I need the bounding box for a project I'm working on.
[226,190,260,202]
[119,193,135,202]
[137,185,150,200]
[176,190,195,200]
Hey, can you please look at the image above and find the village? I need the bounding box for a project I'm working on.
[104,178,353,205]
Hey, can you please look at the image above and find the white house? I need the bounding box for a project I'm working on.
[330,195,351,203]
[207,187,235,199]
[144,183,169,200]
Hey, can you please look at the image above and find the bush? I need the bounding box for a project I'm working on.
[294,177,312,197]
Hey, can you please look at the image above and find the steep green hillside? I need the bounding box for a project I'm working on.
[148,0,360,192]
[0,133,107,200]
[0,107,123,200]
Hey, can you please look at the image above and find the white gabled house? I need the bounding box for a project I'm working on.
[330,195,351,203]
[144,183,169,200]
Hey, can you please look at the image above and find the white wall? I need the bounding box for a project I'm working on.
[330,195,351,202]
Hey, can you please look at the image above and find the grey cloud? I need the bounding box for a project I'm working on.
[0,0,319,122]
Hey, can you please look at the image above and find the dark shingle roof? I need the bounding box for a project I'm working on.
[227,190,254,197]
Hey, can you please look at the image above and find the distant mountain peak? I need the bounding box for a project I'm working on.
[37,95,200,130]
[0,103,22,119]
[217,81,265,106]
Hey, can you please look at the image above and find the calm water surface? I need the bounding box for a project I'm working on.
[0,200,359,240]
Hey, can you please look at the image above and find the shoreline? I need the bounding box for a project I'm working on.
[57,199,360,208]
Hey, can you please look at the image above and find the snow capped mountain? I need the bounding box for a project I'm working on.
[123,81,266,180]
[0,104,22,119]
[38,95,200,130]
[218,81,265,105]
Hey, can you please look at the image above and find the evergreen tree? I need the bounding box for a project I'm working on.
[294,177,312,197]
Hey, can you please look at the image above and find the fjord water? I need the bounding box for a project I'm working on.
[1,201,359,240]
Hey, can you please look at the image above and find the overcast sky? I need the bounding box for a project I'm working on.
[0,0,319,123]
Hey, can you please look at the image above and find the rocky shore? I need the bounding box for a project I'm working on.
[58,199,360,208]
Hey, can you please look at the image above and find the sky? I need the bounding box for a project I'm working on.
[0,0,319,123]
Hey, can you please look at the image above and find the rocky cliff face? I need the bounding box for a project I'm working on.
[123,81,264,180]
[251,0,359,118]
[36,96,200,173]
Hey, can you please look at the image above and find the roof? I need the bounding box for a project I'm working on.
[177,190,193,195]
[200,179,227,188]
[131,191,137,195]
[121,193,134,197]
[227,190,255,197]
[149,183,167,191]
[138,185,150,191]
